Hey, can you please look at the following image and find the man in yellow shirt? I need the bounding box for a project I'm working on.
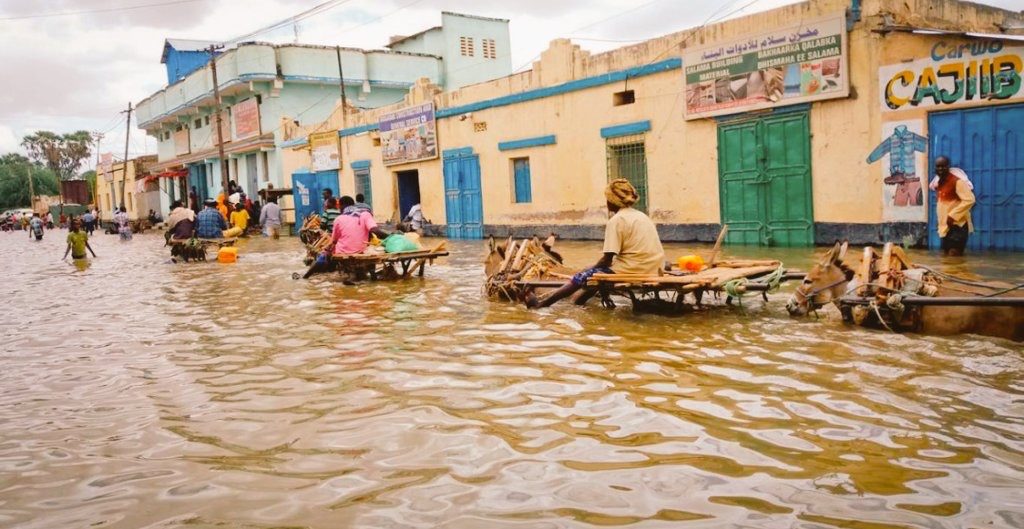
[527,179,664,308]
[929,156,975,256]
[229,203,250,237]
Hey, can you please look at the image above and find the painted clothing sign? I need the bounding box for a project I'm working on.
[232,98,261,141]
[379,103,438,166]
[880,40,1023,111]
[683,13,849,120]
[868,121,928,221]
[309,131,340,171]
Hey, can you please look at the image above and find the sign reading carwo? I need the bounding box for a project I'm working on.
[309,131,340,171]
[879,40,1023,112]
[233,98,261,141]
[683,13,849,120]
[379,103,438,166]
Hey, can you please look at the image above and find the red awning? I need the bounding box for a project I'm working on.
[158,170,188,179]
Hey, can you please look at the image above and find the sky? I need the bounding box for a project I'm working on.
[1,0,1021,168]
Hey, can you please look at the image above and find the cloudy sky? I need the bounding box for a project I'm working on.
[1,0,1020,167]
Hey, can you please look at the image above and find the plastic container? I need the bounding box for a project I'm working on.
[217,246,239,263]
[677,254,704,272]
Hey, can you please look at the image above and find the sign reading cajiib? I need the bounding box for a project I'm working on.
[379,103,437,166]
[683,13,849,120]
[880,40,1023,112]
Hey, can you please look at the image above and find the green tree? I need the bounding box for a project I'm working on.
[82,169,97,204]
[0,155,59,210]
[21,130,95,182]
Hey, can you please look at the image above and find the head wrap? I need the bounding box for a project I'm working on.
[605,179,638,209]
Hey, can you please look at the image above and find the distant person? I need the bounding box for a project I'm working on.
[259,196,282,239]
[216,193,229,220]
[320,197,341,232]
[148,209,160,224]
[196,198,241,239]
[353,193,372,213]
[930,156,975,256]
[331,195,389,256]
[28,213,44,241]
[189,186,199,213]
[166,200,196,241]
[526,179,664,308]
[229,202,250,236]
[63,219,97,261]
[321,188,334,205]
[114,207,132,241]
[402,203,426,234]
[59,212,67,229]
[82,210,96,235]
[44,211,54,229]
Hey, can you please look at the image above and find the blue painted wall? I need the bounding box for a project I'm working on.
[165,49,214,84]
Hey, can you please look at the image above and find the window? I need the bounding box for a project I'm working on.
[354,169,372,208]
[512,157,532,204]
[613,90,635,106]
[459,36,475,57]
[606,135,648,213]
[194,118,202,129]
[483,38,497,59]
[205,116,210,126]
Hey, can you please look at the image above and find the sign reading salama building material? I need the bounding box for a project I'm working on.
[683,13,849,120]
[379,103,438,166]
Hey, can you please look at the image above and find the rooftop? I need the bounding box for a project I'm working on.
[161,38,225,63]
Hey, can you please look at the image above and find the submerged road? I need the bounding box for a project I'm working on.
[1,231,1022,528]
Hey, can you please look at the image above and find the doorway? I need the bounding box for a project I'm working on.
[928,104,1024,251]
[717,109,813,246]
[442,150,484,239]
[396,170,421,223]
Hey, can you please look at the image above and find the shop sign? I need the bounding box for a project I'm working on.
[683,13,849,120]
[379,102,438,166]
[880,40,1023,112]
[233,98,261,141]
[101,153,113,182]
[309,131,340,171]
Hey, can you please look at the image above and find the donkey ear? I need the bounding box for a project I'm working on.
[819,243,839,266]
[837,241,849,261]
[543,233,556,248]
[487,235,496,252]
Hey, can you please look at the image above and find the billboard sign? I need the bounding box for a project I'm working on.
[101,153,113,182]
[309,131,341,171]
[232,98,261,141]
[379,102,438,166]
[683,13,849,120]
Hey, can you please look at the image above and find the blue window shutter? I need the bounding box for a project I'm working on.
[513,158,532,203]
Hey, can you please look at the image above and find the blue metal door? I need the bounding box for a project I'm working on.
[291,171,319,234]
[442,150,484,239]
[188,164,209,202]
[315,170,339,201]
[928,104,1024,251]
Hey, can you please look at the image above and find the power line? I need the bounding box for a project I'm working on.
[0,0,208,21]
[224,0,356,44]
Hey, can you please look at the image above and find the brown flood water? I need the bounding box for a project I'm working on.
[1,231,1022,529]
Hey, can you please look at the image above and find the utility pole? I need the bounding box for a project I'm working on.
[92,132,103,210]
[120,102,133,211]
[335,46,348,130]
[208,44,229,201]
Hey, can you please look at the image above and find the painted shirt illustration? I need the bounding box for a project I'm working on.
[867,125,928,207]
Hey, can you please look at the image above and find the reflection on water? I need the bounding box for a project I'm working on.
[1,231,1022,528]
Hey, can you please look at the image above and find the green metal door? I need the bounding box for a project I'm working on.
[718,111,813,246]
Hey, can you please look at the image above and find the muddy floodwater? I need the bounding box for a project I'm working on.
[1,231,1022,529]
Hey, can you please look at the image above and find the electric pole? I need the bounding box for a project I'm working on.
[335,46,348,131]
[208,44,229,201]
[120,102,133,211]
[92,131,104,210]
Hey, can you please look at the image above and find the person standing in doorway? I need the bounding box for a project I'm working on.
[189,186,200,213]
[930,156,975,256]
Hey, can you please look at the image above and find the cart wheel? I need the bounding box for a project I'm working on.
[292,272,301,280]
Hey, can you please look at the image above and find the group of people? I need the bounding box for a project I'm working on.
[166,193,282,242]
[314,188,424,259]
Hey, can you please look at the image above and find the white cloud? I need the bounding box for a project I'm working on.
[0,124,20,154]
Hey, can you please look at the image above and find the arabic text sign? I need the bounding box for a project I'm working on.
[879,40,1023,112]
[309,131,340,171]
[233,98,261,141]
[379,103,438,166]
[683,13,848,119]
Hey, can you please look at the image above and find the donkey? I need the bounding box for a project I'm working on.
[788,242,1024,341]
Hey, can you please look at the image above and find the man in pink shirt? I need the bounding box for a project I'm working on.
[331,195,391,255]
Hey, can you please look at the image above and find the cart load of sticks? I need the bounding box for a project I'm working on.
[484,235,574,300]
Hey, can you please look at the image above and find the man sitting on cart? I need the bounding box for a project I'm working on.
[526,179,664,308]
[331,195,390,256]
[196,198,243,239]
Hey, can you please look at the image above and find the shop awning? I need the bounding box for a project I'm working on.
[876,24,1024,42]
[157,170,188,179]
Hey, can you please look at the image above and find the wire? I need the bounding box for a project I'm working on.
[0,0,208,21]
[224,0,357,45]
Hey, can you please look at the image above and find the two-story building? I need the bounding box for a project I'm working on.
[135,12,511,218]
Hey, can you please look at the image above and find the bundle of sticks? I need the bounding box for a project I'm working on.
[485,235,573,300]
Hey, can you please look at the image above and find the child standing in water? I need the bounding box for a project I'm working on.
[63,219,97,261]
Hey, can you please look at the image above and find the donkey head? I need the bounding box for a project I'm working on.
[787,241,854,316]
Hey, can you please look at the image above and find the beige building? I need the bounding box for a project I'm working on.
[94,155,160,222]
[281,0,1024,251]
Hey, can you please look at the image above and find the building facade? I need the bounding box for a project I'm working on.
[93,155,159,222]
[136,12,512,216]
[283,0,1024,251]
